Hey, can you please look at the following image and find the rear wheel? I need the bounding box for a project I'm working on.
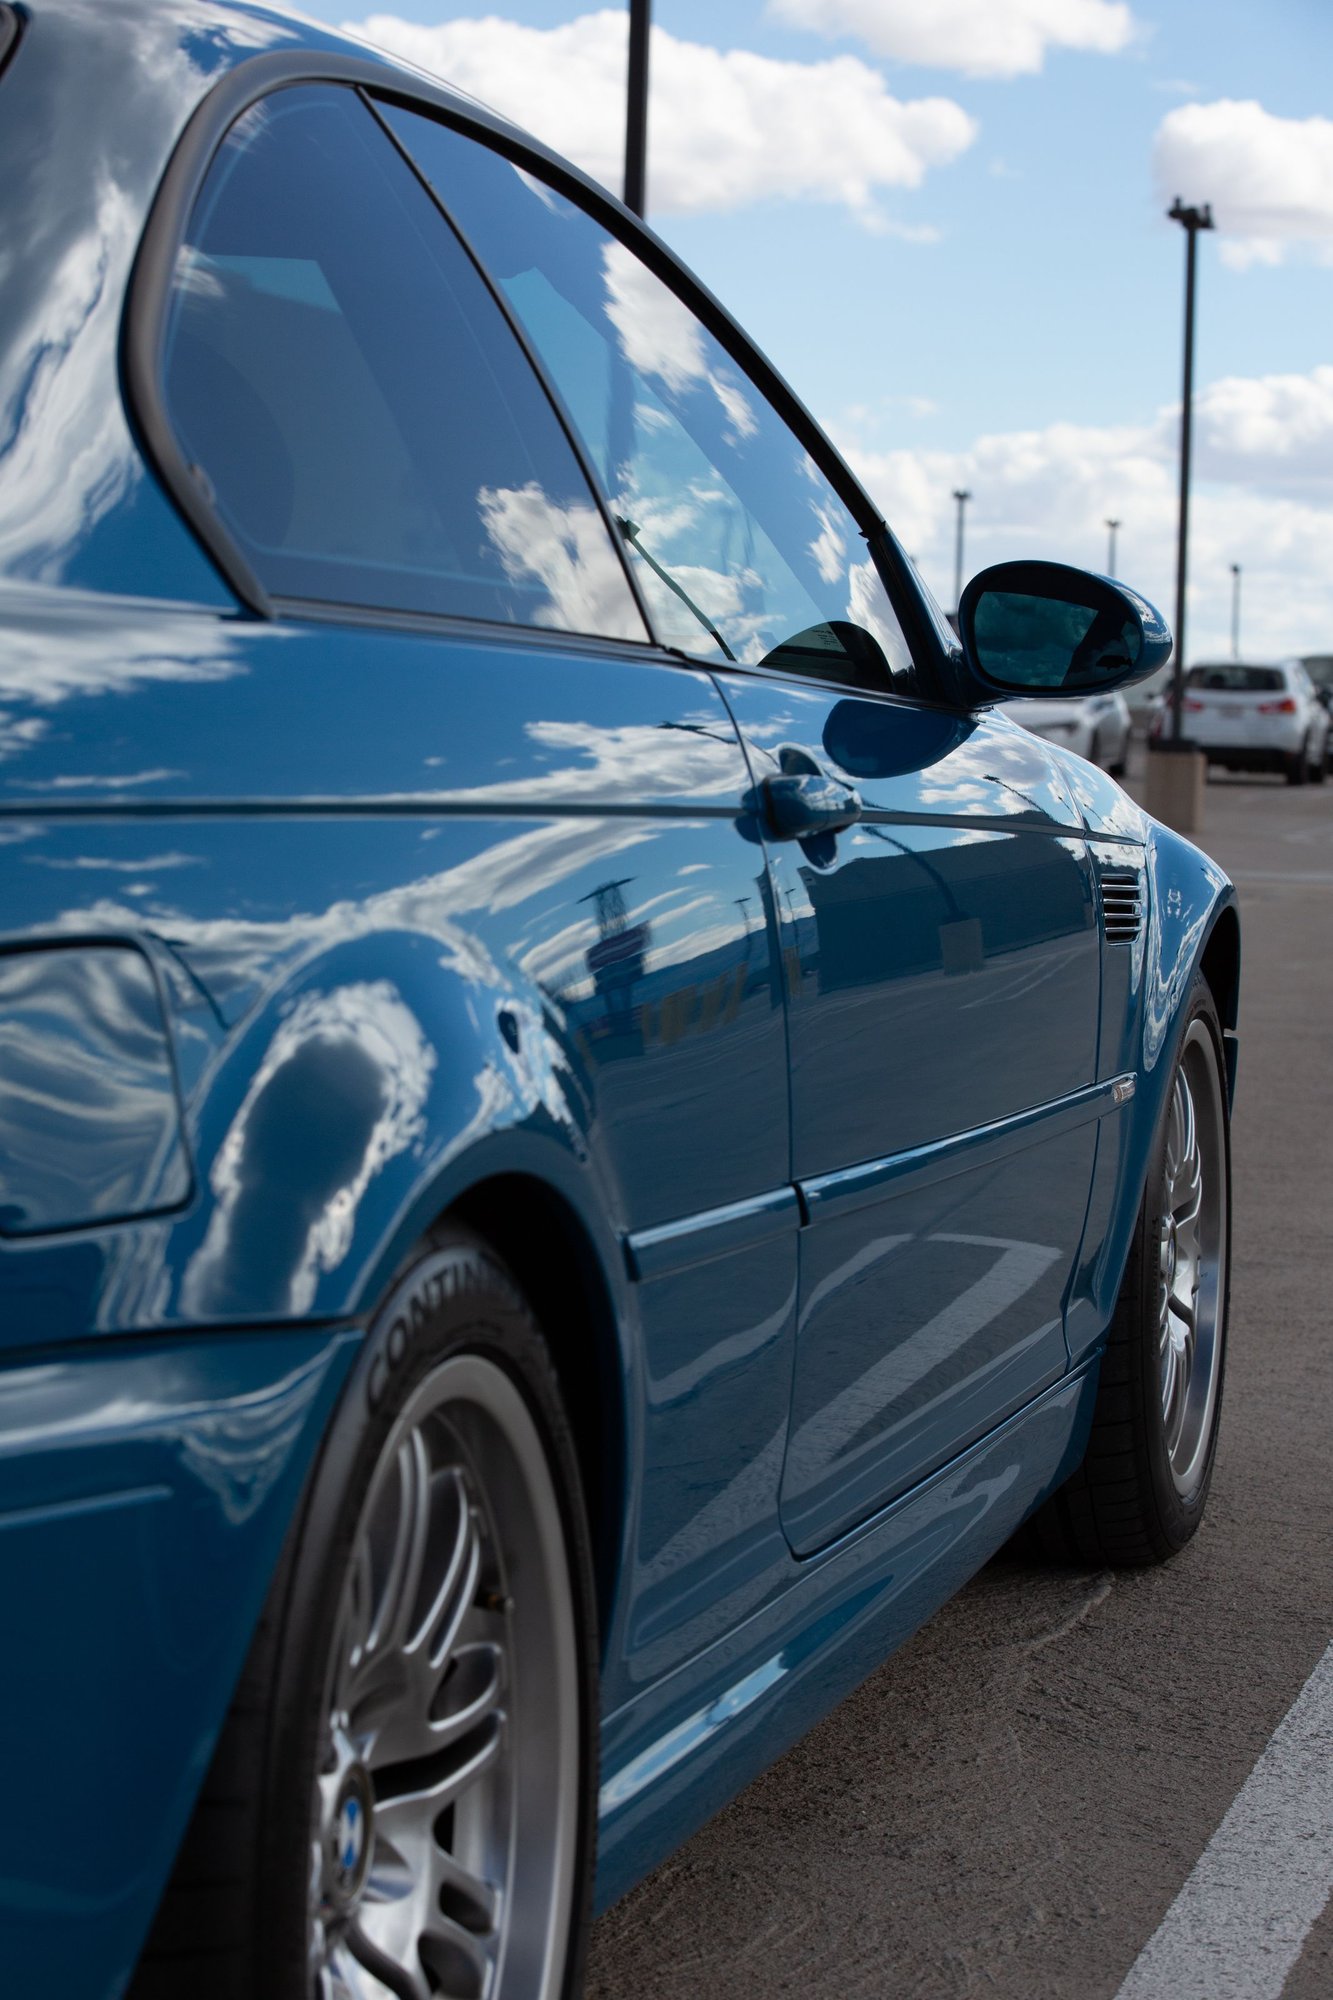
[1285,740,1309,785]
[1030,979,1230,1566]
[130,1230,598,2000]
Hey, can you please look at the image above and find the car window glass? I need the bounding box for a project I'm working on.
[160,86,646,638]
[382,104,916,694]
[1186,665,1283,693]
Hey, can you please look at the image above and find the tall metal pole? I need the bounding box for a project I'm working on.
[1105,517,1120,576]
[1230,563,1242,661]
[1168,197,1214,743]
[624,0,651,217]
[952,488,971,611]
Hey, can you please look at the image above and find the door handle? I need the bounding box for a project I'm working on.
[763,772,863,840]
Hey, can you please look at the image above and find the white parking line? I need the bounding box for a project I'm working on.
[1114,1640,1333,2000]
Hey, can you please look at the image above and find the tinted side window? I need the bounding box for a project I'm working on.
[384,104,915,693]
[161,86,646,638]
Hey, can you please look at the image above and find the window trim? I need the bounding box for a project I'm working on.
[124,45,954,699]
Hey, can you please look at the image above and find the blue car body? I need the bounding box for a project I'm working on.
[0,5,1239,1994]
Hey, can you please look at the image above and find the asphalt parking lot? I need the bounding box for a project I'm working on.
[588,751,1333,2000]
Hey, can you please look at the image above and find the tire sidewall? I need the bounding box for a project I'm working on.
[253,1231,598,2000]
[1127,981,1232,1547]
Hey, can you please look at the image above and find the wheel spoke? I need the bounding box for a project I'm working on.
[1169,1288,1196,1335]
[373,1711,505,1831]
[416,1910,495,2000]
[347,1918,431,2000]
[370,1432,434,1660]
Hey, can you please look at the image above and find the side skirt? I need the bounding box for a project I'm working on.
[595,1359,1100,1911]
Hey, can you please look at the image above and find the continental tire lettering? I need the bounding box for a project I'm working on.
[366,1311,411,1415]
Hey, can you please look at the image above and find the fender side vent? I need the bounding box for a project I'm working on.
[1099,867,1144,944]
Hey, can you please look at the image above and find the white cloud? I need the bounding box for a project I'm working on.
[766,0,1137,79]
[342,11,976,220]
[1154,100,1333,268]
[1192,367,1333,491]
[836,365,1333,661]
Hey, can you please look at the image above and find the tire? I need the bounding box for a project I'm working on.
[130,1229,599,2000]
[1285,742,1308,785]
[1030,978,1230,1567]
[1311,741,1327,785]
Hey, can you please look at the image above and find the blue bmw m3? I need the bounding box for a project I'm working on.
[0,4,1239,1996]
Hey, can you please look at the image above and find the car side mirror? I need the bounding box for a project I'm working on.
[957,560,1172,703]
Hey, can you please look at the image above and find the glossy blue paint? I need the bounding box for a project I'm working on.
[712,674,1105,1548]
[0,5,1240,1994]
[0,1324,359,1997]
[0,943,192,1233]
[597,1361,1101,1910]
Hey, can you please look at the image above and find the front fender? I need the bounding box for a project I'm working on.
[160,927,616,1326]
[1068,822,1238,1367]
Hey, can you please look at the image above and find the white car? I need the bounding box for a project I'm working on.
[998,689,1131,774]
[1171,660,1330,785]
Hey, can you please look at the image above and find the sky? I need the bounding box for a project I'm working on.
[296,0,1333,663]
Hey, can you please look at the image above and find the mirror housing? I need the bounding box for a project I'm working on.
[956,560,1172,705]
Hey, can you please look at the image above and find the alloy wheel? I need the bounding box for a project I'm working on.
[309,1354,580,2000]
[1157,1018,1228,1498]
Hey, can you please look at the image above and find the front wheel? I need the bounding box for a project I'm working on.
[1032,979,1231,1565]
[131,1231,598,2000]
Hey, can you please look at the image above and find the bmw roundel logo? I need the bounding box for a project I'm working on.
[337,1794,363,1876]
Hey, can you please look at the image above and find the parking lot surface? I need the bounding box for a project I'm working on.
[587,758,1333,2000]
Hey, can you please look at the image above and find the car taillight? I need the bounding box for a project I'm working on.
[1257,697,1298,713]
[1184,697,1205,712]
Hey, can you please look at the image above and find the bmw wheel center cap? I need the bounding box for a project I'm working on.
[329,1766,374,1905]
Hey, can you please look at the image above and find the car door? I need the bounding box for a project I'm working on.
[388,109,1105,1561]
[720,676,1101,1553]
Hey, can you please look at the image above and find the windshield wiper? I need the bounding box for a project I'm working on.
[615,516,736,663]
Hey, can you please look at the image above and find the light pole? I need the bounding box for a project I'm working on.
[1167,197,1214,742]
[1105,517,1121,577]
[952,488,971,611]
[1230,563,1242,661]
[624,0,651,217]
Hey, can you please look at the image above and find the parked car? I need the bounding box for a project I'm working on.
[998,689,1131,773]
[1301,654,1333,723]
[0,6,1240,1998]
[1161,660,1330,783]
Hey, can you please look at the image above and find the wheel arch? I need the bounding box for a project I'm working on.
[1198,901,1240,1102]
[450,1171,630,1664]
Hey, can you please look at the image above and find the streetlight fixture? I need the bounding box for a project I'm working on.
[1145,196,1213,836]
[1105,517,1121,577]
[1166,196,1214,741]
[1230,562,1242,661]
[952,488,971,611]
[623,0,651,217]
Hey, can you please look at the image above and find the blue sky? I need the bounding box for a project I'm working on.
[299,0,1333,659]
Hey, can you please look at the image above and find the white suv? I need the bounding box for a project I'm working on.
[1169,660,1330,785]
